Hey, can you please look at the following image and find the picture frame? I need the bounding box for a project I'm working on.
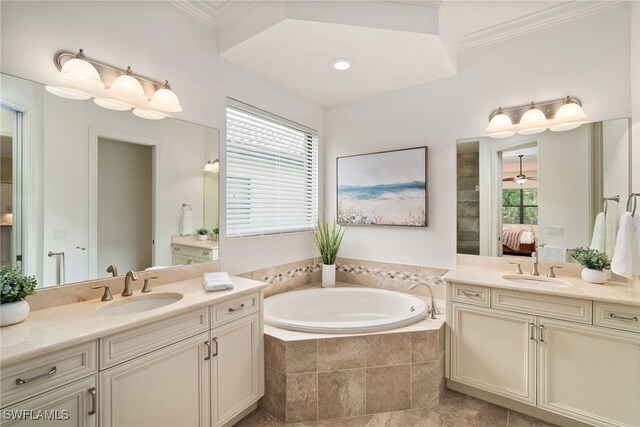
[336,146,428,227]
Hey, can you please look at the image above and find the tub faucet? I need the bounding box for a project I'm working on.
[408,282,440,320]
[123,271,138,297]
[531,252,539,276]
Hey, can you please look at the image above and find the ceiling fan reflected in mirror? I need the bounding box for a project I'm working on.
[503,154,538,185]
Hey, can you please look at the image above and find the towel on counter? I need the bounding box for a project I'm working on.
[590,212,606,252]
[611,213,640,279]
[539,245,567,262]
[204,272,234,292]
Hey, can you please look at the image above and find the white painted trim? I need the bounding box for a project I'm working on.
[460,1,626,53]
[168,0,219,27]
[88,127,160,279]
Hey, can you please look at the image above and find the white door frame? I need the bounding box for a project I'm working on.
[88,127,159,279]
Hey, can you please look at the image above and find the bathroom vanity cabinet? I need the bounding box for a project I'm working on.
[172,243,219,266]
[447,281,640,427]
[0,291,264,427]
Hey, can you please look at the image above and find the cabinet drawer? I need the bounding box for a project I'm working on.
[491,289,592,324]
[451,283,490,307]
[1,341,97,408]
[211,293,259,327]
[172,245,213,260]
[172,254,208,266]
[100,308,209,369]
[593,302,640,333]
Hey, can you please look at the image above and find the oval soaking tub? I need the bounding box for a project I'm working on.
[264,287,427,333]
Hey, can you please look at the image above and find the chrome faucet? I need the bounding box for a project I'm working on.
[123,271,138,297]
[408,282,440,320]
[531,252,539,276]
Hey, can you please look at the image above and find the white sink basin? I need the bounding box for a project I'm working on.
[97,293,183,316]
[502,274,572,289]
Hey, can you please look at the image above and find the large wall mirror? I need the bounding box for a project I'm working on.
[456,118,631,262]
[0,73,220,288]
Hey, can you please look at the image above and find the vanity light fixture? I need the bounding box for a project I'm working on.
[204,159,219,173]
[486,96,586,138]
[46,49,182,120]
[331,59,352,71]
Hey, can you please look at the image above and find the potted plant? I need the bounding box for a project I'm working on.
[196,227,209,241]
[313,219,345,288]
[211,227,219,242]
[572,247,611,284]
[1,266,37,326]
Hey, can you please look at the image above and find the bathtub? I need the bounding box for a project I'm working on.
[264,287,428,333]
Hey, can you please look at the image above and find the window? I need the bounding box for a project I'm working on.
[503,189,538,225]
[226,99,318,238]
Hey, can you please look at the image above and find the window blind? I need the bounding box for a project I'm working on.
[226,99,318,238]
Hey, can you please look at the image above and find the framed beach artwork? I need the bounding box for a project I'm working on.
[337,146,428,227]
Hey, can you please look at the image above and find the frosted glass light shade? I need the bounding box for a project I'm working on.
[109,72,147,106]
[204,160,219,173]
[133,108,166,120]
[94,97,132,111]
[149,82,182,112]
[515,177,528,185]
[517,106,547,135]
[45,85,92,100]
[57,57,104,91]
[486,109,515,139]
[550,101,586,132]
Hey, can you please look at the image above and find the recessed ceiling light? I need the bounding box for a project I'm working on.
[331,59,352,71]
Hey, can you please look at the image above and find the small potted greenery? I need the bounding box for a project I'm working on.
[572,247,611,284]
[313,219,345,288]
[1,266,37,326]
[196,227,209,241]
[211,227,219,242]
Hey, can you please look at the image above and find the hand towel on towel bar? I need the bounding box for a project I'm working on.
[204,272,234,291]
[539,245,567,262]
[611,212,640,279]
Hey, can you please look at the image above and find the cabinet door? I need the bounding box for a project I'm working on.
[211,312,262,426]
[538,318,640,427]
[100,332,210,427]
[450,303,536,404]
[1,376,97,427]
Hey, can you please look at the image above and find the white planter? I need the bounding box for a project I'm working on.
[581,268,608,284]
[322,264,336,288]
[1,299,30,327]
[198,235,208,241]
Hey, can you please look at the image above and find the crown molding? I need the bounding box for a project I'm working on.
[169,0,219,27]
[459,1,627,53]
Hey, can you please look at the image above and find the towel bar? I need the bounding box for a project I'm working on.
[627,193,639,217]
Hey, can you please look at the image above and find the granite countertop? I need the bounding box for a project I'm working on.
[443,265,640,307]
[0,276,267,366]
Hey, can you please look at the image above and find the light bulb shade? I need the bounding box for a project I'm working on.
[515,177,528,185]
[45,85,92,100]
[57,57,104,91]
[487,109,516,139]
[94,97,132,111]
[149,86,182,112]
[204,160,219,173]
[133,108,166,120]
[517,106,547,135]
[550,101,585,132]
[109,74,147,105]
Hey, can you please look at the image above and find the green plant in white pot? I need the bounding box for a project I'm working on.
[1,266,37,326]
[196,227,209,241]
[313,219,345,288]
[572,247,611,284]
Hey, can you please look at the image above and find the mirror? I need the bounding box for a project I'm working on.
[456,118,631,262]
[0,73,220,287]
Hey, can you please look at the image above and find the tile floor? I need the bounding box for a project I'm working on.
[234,390,556,427]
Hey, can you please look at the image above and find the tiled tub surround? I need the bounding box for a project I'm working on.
[260,320,446,424]
[240,257,448,300]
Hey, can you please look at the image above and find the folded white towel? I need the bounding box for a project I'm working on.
[539,245,567,262]
[590,212,605,252]
[611,213,640,279]
[605,211,619,259]
[204,272,234,292]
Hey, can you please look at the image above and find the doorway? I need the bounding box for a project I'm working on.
[97,137,153,277]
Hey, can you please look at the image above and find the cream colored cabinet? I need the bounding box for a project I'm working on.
[450,303,536,404]
[99,332,211,427]
[538,318,640,427]
[211,312,262,426]
[1,376,98,427]
[171,244,218,266]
